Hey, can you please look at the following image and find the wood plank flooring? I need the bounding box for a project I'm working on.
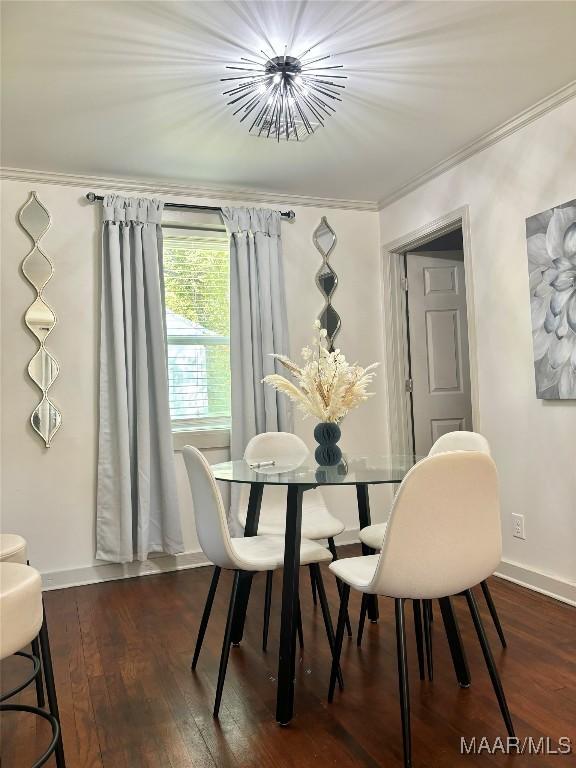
[1,545,575,767]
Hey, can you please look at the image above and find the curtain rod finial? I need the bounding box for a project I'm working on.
[86,192,96,202]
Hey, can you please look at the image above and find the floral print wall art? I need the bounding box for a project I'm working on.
[526,198,576,398]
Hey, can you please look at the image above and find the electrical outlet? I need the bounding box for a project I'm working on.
[512,513,526,540]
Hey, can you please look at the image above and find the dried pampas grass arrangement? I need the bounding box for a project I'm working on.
[263,321,378,424]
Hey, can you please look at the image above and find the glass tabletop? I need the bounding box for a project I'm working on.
[211,454,418,486]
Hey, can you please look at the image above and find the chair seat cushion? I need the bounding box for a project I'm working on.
[0,563,43,660]
[231,535,332,572]
[358,522,387,550]
[0,534,28,564]
[329,554,380,592]
[238,489,345,540]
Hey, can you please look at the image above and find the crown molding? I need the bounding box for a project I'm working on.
[378,79,576,210]
[0,167,379,213]
[3,80,573,213]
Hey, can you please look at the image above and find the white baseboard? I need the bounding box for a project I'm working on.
[41,528,363,591]
[42,549,211,590]
[495,559,576,607]
[42,532,575,610]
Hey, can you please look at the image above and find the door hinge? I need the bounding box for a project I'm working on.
[401,275,408,292]
[405,378,413,393]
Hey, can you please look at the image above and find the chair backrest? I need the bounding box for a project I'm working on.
[182,446,240,570]
[240,432,312,520]
[371,452,501,599]
[429,430,490,456]
[244,432,309,468]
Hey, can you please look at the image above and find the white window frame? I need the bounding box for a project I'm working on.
[162,223,231,451]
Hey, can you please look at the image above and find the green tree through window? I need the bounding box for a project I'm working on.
[163,232,230,430]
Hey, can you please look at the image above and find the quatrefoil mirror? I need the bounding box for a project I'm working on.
[19,192,61,447]
[313,217,341,349]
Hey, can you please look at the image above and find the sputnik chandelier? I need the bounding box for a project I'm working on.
[221,46,346,141]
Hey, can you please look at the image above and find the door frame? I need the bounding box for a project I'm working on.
[380,205,480,455]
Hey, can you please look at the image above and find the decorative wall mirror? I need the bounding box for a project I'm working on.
[19,192,61,446]
[313,217,341,349]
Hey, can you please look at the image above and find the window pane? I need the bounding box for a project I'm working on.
[163,233,231,430]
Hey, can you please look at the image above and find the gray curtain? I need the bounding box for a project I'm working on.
[96,195,184,562]
[222,207,292,464]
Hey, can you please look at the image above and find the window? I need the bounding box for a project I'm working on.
[163,229,230,434]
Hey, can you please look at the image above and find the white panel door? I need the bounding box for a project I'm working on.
[406,251,472,455]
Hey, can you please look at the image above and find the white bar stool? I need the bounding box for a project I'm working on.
[0,534,45,708]
[0,562,66,767]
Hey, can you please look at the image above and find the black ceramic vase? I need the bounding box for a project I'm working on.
[314,422,342,466]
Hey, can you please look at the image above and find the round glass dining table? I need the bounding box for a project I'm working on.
[211,453,417,725]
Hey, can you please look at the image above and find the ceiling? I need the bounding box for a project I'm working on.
[2,1,576,204]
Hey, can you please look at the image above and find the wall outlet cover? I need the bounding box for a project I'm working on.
[512,513,526,540]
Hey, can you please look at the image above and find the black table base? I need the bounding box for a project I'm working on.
[230,480,389,724]
[356,484,379,622]
[213,456,419,726]
[230,483,263,645]
[276,485,305,724]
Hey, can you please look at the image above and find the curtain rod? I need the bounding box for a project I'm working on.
[85,192,295,220]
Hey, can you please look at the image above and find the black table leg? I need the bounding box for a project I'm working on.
[438,596,470,687]
[356,484,379,622]
[276,485,304,725]
[230,483,263,645]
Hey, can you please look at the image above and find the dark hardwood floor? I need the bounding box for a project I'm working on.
[1,545,575,767]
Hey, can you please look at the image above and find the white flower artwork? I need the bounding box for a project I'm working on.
[526,198,576,398]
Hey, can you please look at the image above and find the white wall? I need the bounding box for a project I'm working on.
[379,97,576,597]
[0,178,386,585]
[7,102,572,599]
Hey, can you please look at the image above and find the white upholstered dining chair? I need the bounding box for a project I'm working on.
[182,445,340,717]
[357,430,507,665]
[327,451,515,768]
[239,432,351,644]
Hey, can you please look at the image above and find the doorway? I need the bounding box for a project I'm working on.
[381,208,478,457]
[404,230,472,455]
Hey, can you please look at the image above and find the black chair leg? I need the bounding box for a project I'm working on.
[423,600,433,681]
[214,570,241,718]
[412,600,425,681]
[465,589,515,737]
[30,635,45,707]
[395,599,412,768]
[297,596,304,649]
[309,565,318,606]
[311,564,343,690]
[262,570,273,652]
[39,608,66,768]
[357,594,368,647]
[480,580,507,648]
[439,596,470,687]
[328,584,350,702]
[327,537,352,637]
[192,566,221,670]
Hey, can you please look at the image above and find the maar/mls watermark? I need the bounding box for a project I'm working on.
[461,737,573,756]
